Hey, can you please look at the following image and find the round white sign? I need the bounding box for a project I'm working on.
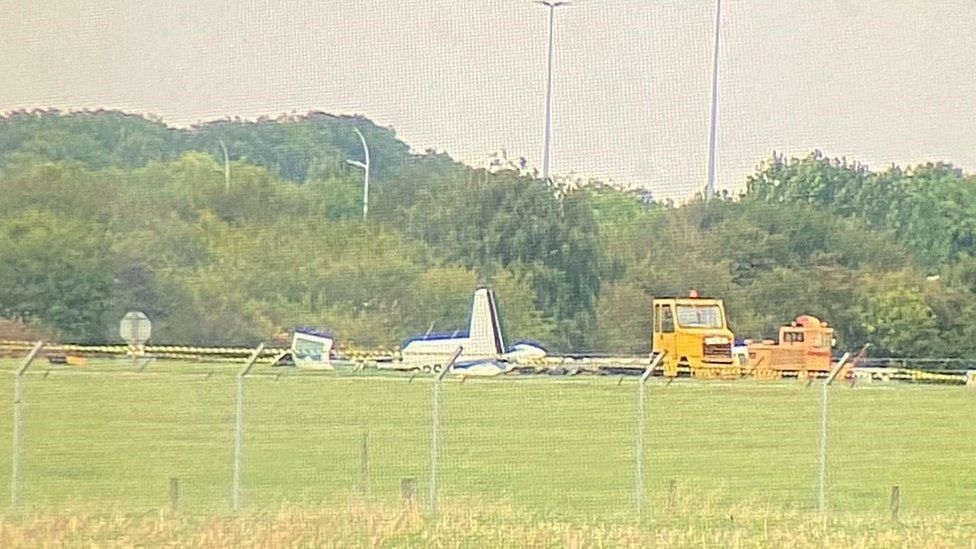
[120,311,152,345]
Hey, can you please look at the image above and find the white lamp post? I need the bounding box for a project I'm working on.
[218,138,230,193]
[535,1,569,182]
[705,0,723,200]
[346,127,371,220]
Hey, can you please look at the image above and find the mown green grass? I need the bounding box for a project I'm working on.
[1,358,974,526]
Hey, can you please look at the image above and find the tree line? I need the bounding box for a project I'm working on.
[0,110,974,360]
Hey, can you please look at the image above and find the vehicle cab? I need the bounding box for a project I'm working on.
[652,292,735,377]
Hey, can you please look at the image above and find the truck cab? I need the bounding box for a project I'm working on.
[652,294,736,377]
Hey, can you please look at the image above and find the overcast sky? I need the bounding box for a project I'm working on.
[2,0,975,199]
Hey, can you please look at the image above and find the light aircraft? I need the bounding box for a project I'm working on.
[397,287,547,377]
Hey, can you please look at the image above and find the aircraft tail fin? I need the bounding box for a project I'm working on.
[467,287,505,356]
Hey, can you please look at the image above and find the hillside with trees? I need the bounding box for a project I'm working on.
[1,110,974,360]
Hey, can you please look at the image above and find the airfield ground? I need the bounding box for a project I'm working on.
[1,358,974,545]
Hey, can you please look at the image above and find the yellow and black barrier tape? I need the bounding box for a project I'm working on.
[2,340,973,384]
[0,339,397,363]
[340,347,398,360]
[1,340,288,359]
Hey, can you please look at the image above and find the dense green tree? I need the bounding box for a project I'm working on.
[490,267,557,347]
[0,212,114,340]
[3,112,976,360]
[592,281,654,355]
[401,266,479,336]
[0,110,176,169]
[375,161,601,350]
[747,152,976,268]
[855,271,940,357]
[184,114,411,183]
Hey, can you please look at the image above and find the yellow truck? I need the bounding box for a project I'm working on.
[651,293,738,378]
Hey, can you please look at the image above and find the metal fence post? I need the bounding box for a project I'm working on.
[430,346,463,518]
[233,343,264,512]
[11,341,44,510]
[635,352,664,523]
[818,378,828,512]
[819,352,851,513]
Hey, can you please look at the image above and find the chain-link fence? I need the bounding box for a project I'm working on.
[5,356,236,513]
[4,352,976,526]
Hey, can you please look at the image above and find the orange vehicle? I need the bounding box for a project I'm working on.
[742,315,835,378]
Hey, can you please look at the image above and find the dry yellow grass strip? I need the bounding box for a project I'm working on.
[2,501,976,548]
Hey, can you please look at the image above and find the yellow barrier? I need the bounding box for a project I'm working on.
[1,339,972,384]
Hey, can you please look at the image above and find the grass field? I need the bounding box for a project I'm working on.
[4,505,976,547]
[1,357,975,542]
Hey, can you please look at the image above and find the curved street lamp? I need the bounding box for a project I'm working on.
[346,127,371,220]
[218,138,231,193]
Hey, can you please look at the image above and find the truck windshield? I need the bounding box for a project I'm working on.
[676,305,724,328]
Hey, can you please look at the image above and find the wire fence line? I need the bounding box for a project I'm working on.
[3,349,975,523]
